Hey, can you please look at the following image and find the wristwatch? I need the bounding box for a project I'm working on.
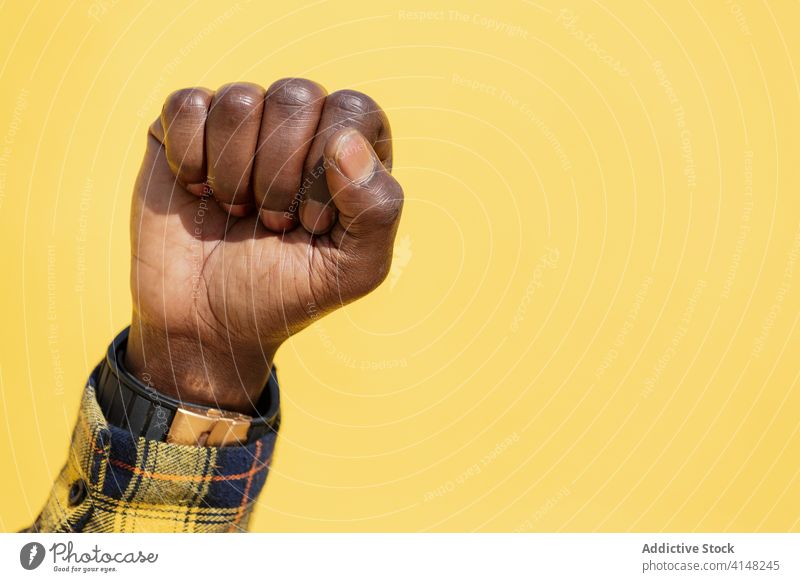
[95,328,280,447]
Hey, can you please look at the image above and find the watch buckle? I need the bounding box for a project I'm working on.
[167,406,251,447]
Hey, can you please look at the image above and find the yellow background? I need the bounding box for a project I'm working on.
[1,0,799,532]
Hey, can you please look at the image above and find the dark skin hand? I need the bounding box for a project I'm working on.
[126,78,403,413]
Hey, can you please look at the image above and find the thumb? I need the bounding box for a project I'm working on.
[323,128,404,247]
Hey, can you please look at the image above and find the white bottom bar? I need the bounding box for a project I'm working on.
[2,533,798,581]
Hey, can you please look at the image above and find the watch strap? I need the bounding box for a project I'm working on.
[95,327,280,446]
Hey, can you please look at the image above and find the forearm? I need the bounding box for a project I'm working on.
[27,329,280,533]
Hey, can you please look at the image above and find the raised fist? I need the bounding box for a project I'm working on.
[126,79,403,412]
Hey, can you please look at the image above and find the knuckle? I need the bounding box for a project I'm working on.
[364,179,404,225]
[164,87,211,116]
[369,198,403,227]
[267,77,325,108]
[337,178,403,228]
[162,88,211,146]
[327,89,380,119]
[213,82,265,115]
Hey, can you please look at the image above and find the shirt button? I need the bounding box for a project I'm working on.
[68,480,87,506]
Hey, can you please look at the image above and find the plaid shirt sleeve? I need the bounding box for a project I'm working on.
[25,364,279,533]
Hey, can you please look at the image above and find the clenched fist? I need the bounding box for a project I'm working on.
[126,79,403,413]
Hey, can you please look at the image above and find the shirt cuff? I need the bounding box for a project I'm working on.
[28,363,279,533]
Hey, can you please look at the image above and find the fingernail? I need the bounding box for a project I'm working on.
[335,130,375,182]
[260,209,296,232]
[219,201,253,217]
[300,199,336,234]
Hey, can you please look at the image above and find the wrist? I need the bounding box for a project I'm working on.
[125,319,278,414]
